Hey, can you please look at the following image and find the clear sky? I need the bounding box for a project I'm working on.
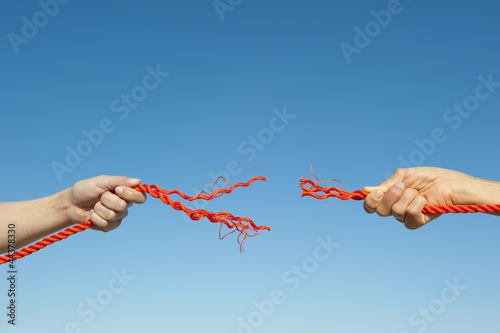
[1,1,499,332]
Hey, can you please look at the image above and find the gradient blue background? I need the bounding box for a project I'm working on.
[1,1,499,332]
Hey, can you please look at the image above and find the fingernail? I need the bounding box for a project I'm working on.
[128,178,141,183]
[115,187,124,195]
[373,190,383,200]
[394,182,405,190]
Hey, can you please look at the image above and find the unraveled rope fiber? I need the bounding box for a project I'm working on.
[300,178,500,214]
[0,177,269,265]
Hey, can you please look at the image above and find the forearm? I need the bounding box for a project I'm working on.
[0,188,72,254]
[463,176,500,216]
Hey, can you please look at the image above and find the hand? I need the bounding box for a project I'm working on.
[67,176,147,232]
[362,167,498,229]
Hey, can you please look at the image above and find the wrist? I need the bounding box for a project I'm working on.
[51,188,73,229]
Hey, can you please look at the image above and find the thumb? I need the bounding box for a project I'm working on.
[363,185,385,193]
[93,176,142,192]
[363,169,406,193]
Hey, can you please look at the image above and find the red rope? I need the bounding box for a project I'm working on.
[300,178,500,214]
[0,177,268,265]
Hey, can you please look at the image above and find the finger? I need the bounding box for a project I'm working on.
[101,220,122,232]
[363,190,384,214]
[376,182,405,217]
[89,210,107,231]
[390,188,419,223]
[363,168,407,193]
[90,209,127,232]
[90,212,124,232]
[93,201,118,222]
[93,176,142,193]
[100,191,128,213]
[403,195,429,230]
[115,186,147,204]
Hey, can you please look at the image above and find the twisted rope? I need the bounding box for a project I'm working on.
[0,177,268,265]
[300,178,500,214]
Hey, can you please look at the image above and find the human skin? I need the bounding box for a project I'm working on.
[363,167,500,229]
[0,176,147,254]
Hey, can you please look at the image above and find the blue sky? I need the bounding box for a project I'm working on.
[1,0,499,332]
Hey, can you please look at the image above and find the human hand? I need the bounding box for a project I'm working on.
[363,167,500,229]
[67,176,147,232]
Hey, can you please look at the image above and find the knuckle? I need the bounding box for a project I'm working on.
[404,215,425,230]
[102,191,113,201]
[394,168,406,177]
[91,215,107,231]
[363,201,375,213]
[387,185,403,196]
[406,206,421,217]
[107,210,117,221]
[408,198,425,216]
[93,176,108,188]
[376,207,391,217]
[404,188,418,198]
[131,192,145,204]
[405,221,422,230]
[390,203,404,216]
[117,200,128,212]
[117,187,130,199]
[363,205,375,214]
[93,221,106,230]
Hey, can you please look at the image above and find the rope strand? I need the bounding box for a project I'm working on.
[299,178,500,214]
[0,177,268,265]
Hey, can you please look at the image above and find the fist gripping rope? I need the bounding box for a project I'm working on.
[300,178,500,214]
[0,177,269,265]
